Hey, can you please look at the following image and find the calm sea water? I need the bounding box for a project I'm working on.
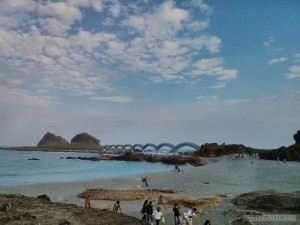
[0,150,184,187]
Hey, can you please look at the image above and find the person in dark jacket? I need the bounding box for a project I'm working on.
[146,201,154,224]
[113,200,121,213]
[141,200,148,221]
[173,203,181,225]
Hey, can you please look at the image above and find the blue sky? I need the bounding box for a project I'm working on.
[0,0,299,148]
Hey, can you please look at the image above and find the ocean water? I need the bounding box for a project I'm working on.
[0,149,179,187]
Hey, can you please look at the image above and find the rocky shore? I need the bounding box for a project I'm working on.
[0,154,299,225]
[65,152,203,166]
[0,194,143,225]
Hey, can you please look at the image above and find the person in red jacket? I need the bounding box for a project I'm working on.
[85,195,91,207]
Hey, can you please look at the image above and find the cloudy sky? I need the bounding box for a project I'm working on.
[0,0,299,148]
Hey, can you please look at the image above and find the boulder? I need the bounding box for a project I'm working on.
[71,132,100,145]
[37,132,69,147]
[37,194,51,202]
[232,190,300,213]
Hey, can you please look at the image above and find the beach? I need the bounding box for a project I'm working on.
[1,154,299,224]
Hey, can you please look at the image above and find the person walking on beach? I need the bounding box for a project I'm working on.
[158,195,163,206]
[141,200,148,221]
[183,208,200,225]
[113,200,122,213]
[153,207,163,225]
[146,201,154,224]
[141,177,146,186]
[145,177,149,187]
[85,195,91,208]
[173,203,181,225]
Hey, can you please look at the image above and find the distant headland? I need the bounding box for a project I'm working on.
[1,130,300,162]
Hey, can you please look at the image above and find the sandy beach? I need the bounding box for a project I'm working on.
[1,155,299,225]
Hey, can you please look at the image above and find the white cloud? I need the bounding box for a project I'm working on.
[0,0,236,106]
[0,0,37,29]
[268,57,287,65]
[37,2,82,24]
[67,0,103,12]
[211,82,227,89]
[38,18,71,35]
[181,36,221,53]
[263,35,275,47]
[286,65,300,79]
[293,53,300,62]
[190,0,213,14]
[109,1,122,17]
[0,73,23,86]
[186,20,210,32]
[74,30,117,52]
[122,1,188,39]
[160,1,189,25]
[192,58,238,80]
[0,85,58,108]
[156,40,188,56]
[92,95,135,103]
[102,17,115,26]
[107,41,127,55]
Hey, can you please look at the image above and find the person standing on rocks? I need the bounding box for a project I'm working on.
[85,195,91,207]
[113,200,122,213]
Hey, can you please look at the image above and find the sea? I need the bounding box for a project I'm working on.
[0,149,188,187]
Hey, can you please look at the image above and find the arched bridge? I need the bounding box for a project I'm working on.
[104,142,200,155]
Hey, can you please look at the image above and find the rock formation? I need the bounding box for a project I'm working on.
[196,143,246,158]
[37,132,69,147]
[71,132,100,145]
[293,130,300,144]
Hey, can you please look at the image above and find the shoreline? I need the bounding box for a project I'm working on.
[1,155,299,202]
[1,154,299,224]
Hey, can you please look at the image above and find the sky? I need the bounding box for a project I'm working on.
[0,0,299,149]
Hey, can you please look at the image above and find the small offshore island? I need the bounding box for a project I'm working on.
[0,131,300,225]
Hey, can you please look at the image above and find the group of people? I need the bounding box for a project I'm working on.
[174,165,182,172]
[86,194,212,225]
[85,195,122,213]
[173,203,202,225]
[140,196,212,225]
[173,202,212,225]
[141,199,164,225]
